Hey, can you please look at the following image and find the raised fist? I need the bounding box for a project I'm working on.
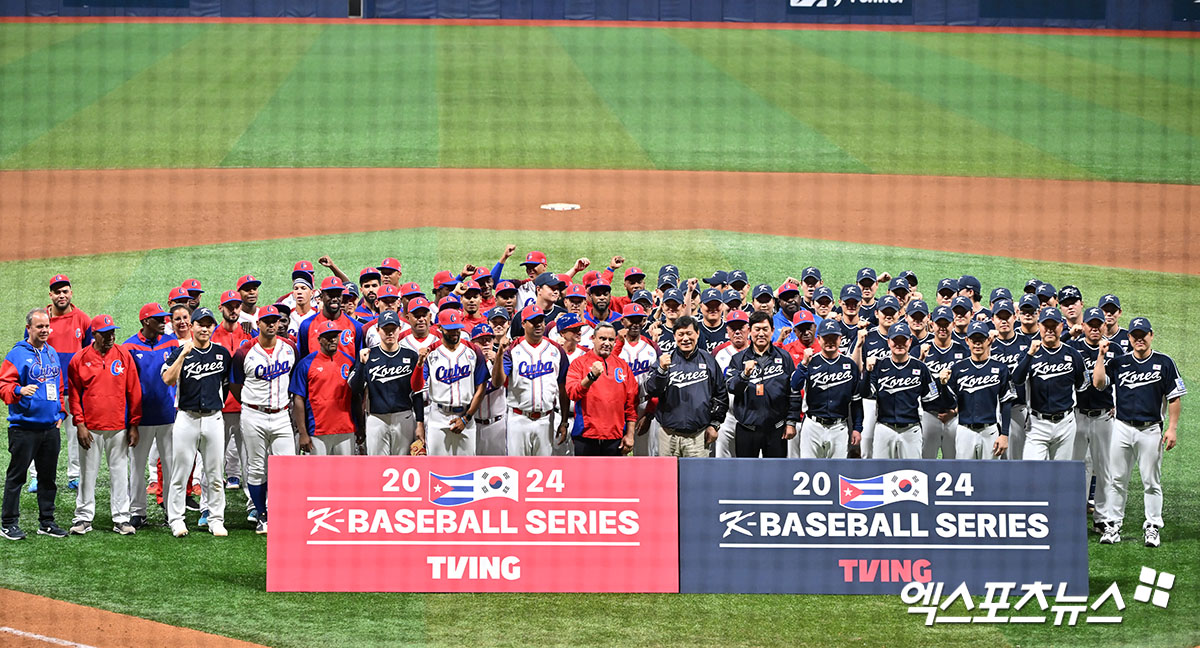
[610,256,625,269]
[866,358,877,371]
[1028,339,1042,355]
[590,361,604,376]
[878,272,892,283]
[939,367,951,384]
[743,360,757,376]
[503,244,517,259]
[318,256,334,268]
[1097,338,1110,355]
[920,343,932,359]
[659,353,672,369]
[573,258,591,273]
[802,348,814,365]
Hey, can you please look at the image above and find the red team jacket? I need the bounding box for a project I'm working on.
[290,351,355,436]
[67,345,142,431]
[565,350,638,440]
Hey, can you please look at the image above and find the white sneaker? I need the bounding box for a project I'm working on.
[255,519,268,535]
[69,521,92,535]
[170,521,189,538]
[1099,522,1121,545]
[1144,526,1161,548]
[209,521,228,537]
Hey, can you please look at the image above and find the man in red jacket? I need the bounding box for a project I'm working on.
[565,322,638,456]
[67,315,142,536]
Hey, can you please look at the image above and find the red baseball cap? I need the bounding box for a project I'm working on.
[406,297,432,313]
[320,276,345,293]
[792,310,816,326]
[557,273,572,287]
[438,295,463,311]
[520,304,546,321]
[461,279,481,294]
[49,274,70,289]
[359,267,381,283]
[139,303,169,320]
[621,304,647,319]
[777,282,800,298]
[181,278,203,295]
[433,270,457,289]
[236,275,261,291]
[220,290,242,305]
[91,314,118,333]
[293,260,314,274]
[378,258,401,272]
[471,322,495,340]
[400,282,424,297]
[588,278,612,293]
[563,283,586,299]
[377,284,400,299]
[521,251,548,267]
[581,270,600,287]
[317,321,343,337]
[495,280,517,295]
[726,309,750,324]
[472,266,491,281]
[257,305,282,320]
[168,287,191,303]
[437,309,465,330]
[625,267,646,280]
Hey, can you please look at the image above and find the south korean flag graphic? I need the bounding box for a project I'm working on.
[838,470,928,510]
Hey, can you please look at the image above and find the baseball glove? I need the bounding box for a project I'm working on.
[410,439,427,456]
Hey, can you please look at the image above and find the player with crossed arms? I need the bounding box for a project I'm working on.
[492,305,571,456]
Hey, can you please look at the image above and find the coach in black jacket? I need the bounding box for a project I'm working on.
[646,316,728,458]
[727,311,800,458]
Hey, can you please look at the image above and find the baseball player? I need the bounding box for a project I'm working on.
[399,297,440,357]
[1098,294,1130,353]
[553,314,590,456]
[773,282,802,339]
[363,284,408,348]
[355,267,383,322]
[43,274,90,492]
[508,273,567,339]
[1036,282,1058,308]
[616,304,661,457]
[650,288,689,357]
[611,267,645,315]
[291,321,361,456]
[856,294,902,458]
[791,319,862,459]
[230,306,297,535]
[710,310,749,458]
[935,278,958,308]
[122,304,179,529]
[413,310,489,456]
[920,306,968,459]
[378,258,403,287]
[1071,306,1121,532]
[467,323,507,456]
[167,286,193,314]
[697,289,728,354]
[941,321,1015,460]
[1017,293,1041,338]
[855,268,880,324]
[810,286,836,325]
[349,310,424,456]
[726,311,798,458]
[797,267,821,312]
[181,279,204,311]
[957,275,991,321]
[835,284,864,356]
[161,308,231,538]
[458,280,487,330]
[888,277,912,310]
[645,316,728,457]
[585,278,621,328]
[234,275,261,325]
[905,300,932,351]
[949,297,973,341]
[779,310,818,371]
[1092,318,1184,547]
[863,322,939,459]
[298,277,364,360]
[990,299,1033,460]
[212,290,255,506]
[1059,286,1084,339]
[1012,307,1088,461]
[492,306,570,456]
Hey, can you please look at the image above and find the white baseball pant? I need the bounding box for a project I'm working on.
[311,432,355,456]
[475,415,507,456]
[168,411,224,527]
[920,410,957,459]
[955,424,1000,460]
[1006,403,1029,460]
[800,418,848,459]
[507,410,554,457]
[715,410,736,458]
[860,399,877,458]
[240,407,296,484]
[426,407,476,456]
[872,423,922,459]
[129,424,172,518]
[146,437,160,486]
[223,411,244,480]
[1075,410,1112,525]
[1106,420,1164,529]
[1024,412,1075,461]
[366,410,417,456]
[633,401,660,457]
[73,428,132,525]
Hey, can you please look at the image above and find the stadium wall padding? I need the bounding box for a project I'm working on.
[3,0,1198,31]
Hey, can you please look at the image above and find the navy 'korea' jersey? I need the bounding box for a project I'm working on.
[1070,339,1120,410]
[990,333,1031,405]
[860,329,891,384]
[657,324,678,357]
[836,320,860,356]
[163,344,231,412]
[864,357,938,427]
[794,353,861,423]
[921,340,967,413]
[1013,344,1087,414]
[699,323,727,355]
[1106,328,1130,355]
[348,346,424,418]
[1105,351,1186,423]
[945,358,1015,427]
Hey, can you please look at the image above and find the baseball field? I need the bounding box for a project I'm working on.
[0,18,1198,647]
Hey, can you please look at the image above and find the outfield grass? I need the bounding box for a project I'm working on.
[0,24,1197,181]
[0,228,1196,647]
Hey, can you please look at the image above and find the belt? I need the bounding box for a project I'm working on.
[245,403,289,414]
[1119,419,1160,431]
[512,407,550,420]
[963,423,991,432]
[811,416,843,427]
[475,414,504,425]
[1077,408,1107,418]
[437,404,467,415]
[880,422,920,432]
[182,409,219,416]
[662,427,703,437]
[1032,410,1069,423]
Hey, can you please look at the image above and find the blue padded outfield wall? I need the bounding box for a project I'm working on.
[3,0,1198,30]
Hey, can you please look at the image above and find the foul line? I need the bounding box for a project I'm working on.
[718,543,1050,550]
[718,499,832,505]
[0,627,96,648]
[933,501,1049,507]
[308,540,639,546]
[306,496,422,502]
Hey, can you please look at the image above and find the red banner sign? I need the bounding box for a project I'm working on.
[266,456,679,592]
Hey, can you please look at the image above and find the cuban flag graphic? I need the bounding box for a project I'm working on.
[428,467,520,507]
[838,470,928,510]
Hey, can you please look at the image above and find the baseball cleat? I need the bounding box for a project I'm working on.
[209,521,228,537]
[1099,523,1121,545]
[130,515,146,529]
[69,521,92,535]
[113,522,137,536]
[256,519,268,535]
[226,477,241,490]
[27,478,37,493]
[1,524,27,541]
[1144,526,1161,548]
[38,523,67,539]
[170,522,189,538]
[1092,522,1105,535]
[198,510,210,528]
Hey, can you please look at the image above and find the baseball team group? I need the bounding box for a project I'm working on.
[0,244,1185,548]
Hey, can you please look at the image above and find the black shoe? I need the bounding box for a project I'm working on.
[130,515,146,529]
[1,524,26,541]
[185,495,200,512]
[38,523,67,538]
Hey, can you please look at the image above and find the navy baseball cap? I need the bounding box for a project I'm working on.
[192,308,217,325]
[1058,285,1082,303]
[951,296,973,313]
[721,289,742,305]
[932,305,954,323]
[899,270,918,287]
[1129,317,1152,334]
[840,284,862,302]
[1024,278,1042,294]
[887,322,912,340]
[1019,294,1040,311]
[703,271,728,286]
[906,299,929,316]
[1099,294,1121,310]
[701,288,723,304]
[662,288,684,305]
[989,287,1012,304]
[1039,307,1064,324]
[992,299,1015,316]
[534,272,564,289]
[1083,307,1105,324]
[485,307,510,322]
[958,275,982,296]
[657,274,679,290]
[877,295,901,313]
[344,282,360,298]
[471,322,495,340]
[378,310,402,328]
[659,264,680,277]
[814,286,834,303]
[856,267,877,284]
[632,289,655,305]
[555,313,585,332]
[888,277,910,294]
[728,270,749,287]
[817,319,841,337]
[1036,283,1057,300]
[967,321,991,339]
[937,278,959,295]
[751,284,774,301]
[801,266,821,282]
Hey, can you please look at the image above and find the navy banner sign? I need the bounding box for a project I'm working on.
[679,459,1087,595]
